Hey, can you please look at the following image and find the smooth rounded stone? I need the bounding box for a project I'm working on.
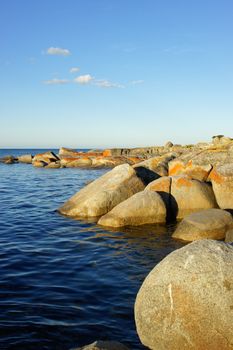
[225,229,233,243]
[210,164,233,209]
[135,239,233,350]
[17,154,33,164]
[98,190,166,227]
[164,141,173,148]
[33,151,59,164]
[58,164,145,217]
[172,209,233,241]
[72,340,129,350]
[171,176,218,219]
[33,160,47,167]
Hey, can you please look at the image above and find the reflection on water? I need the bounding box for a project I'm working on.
[0,155,185,350]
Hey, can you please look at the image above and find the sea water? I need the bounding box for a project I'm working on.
[0,149,184,349]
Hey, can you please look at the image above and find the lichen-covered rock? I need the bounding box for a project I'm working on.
[210,164,233,209]
[171,176,217,219]
[58,164,145,217]
[72,340,129,350]
[33,151,59,164]
[135,239,233,350]
[98,191,166,227]
[172,209,233,241]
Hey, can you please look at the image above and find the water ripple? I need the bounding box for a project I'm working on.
[0,150,184,349]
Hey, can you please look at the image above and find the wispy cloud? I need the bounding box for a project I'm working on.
[70,67,80,73]
[74,74,93,84]
[94,79,125,88]
[163,45,203,55]
[43,78,70,85]
[129,80,144,85]
[46,47,71,56]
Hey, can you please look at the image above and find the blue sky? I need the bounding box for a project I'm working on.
[0,0,232,148]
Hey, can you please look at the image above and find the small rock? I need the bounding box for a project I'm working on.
[172,209,233,241]
[164,141,173,148]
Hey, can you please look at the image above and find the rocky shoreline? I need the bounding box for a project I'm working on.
[2,135,233,349]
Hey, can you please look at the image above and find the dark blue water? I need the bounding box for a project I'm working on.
[0,149,184,350]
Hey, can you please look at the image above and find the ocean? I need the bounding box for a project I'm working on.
[0,149,184,350]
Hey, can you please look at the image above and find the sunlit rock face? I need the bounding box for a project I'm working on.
[135,239,233,350]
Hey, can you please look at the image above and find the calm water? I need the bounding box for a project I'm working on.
[0,149,184,350]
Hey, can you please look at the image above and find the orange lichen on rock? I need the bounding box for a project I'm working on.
[175,176,192,187]
[168,162,184,176]
[209,168,224,184]
[103,149,112,157]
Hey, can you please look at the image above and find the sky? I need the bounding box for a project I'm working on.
[0,0,233,148]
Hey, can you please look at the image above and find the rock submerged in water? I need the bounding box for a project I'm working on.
[72,340,129,350]
[172,208,233,241]
[135,239,233,350]
[98,190,166,227]
[58,164,145,217]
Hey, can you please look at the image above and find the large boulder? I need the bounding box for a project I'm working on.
[171,176,217,219]
[58,164,145,217]
[98,190,166,227]
[135,239,233,350]
[72,340,129,350]
[172,209,233,241]
[145,175,217,220]
[210,164,233,209]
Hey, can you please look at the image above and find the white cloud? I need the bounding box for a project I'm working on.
[129,80,144,85]
[94,79,125,88]
[74,74,93,84]
[43,78,70,85]
[46,47,71,56]
[70,67,80,73]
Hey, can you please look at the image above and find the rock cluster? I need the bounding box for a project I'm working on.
[55,136,233,242]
